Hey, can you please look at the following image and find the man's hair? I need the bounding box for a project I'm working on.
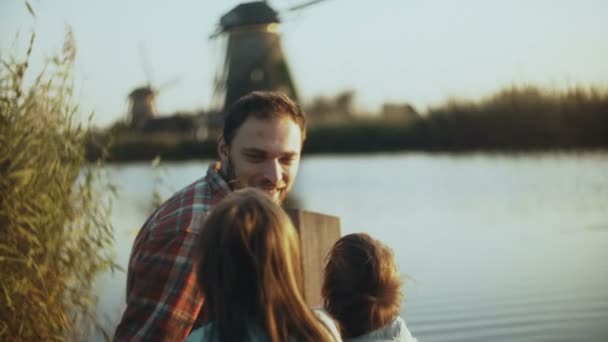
[196,188,334,342]
[222,91,306,145]
[322,233,403,338]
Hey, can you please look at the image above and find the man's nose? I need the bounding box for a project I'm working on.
[262,160,282,184]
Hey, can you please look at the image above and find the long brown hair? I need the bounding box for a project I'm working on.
[322,233,403,338]
[196,188,333,341]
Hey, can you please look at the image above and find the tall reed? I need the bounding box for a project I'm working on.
[0,30,118,340]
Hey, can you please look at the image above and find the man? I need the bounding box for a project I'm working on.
[114,91,306,341]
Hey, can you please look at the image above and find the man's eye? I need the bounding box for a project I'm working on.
[280,157,297,165]
[245,154,264,162]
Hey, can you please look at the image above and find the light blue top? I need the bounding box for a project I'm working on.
[186,310,342,342]
[186,320,269,342]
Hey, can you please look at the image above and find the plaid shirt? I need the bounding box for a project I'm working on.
[114,163,231,341]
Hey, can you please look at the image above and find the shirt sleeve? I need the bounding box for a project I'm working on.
[113,230,203,342]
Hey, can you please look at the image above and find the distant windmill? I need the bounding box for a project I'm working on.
[128,43,180,129]
[210,0,329,111]
[128,86,156,130]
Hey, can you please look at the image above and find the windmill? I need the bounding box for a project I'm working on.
[127,43,180,130]
[210,0,329,111]
[128,86,156,130]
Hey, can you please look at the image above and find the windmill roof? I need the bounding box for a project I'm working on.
[220,1,280,31]
[129,86,155,98]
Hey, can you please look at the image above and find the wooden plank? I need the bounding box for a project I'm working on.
[287,209,341,307]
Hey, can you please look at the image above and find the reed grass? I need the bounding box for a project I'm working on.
[0,30,118,340]
[426,85,608,150]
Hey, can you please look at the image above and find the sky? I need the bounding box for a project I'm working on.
[1,0,607,127]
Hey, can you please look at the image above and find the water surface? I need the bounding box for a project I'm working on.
[96,152,608,341]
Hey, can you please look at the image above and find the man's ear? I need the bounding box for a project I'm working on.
[217,135,229,164]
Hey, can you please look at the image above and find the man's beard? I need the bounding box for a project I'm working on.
[222,156,238,188]
[221,155,288,204]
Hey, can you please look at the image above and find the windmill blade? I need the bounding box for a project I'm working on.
[286,0,331,12]
[157,77,181,93]
[208,26,223,40]
[210,32,229,109]
[138,41,155,87]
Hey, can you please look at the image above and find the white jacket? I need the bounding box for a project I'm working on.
[345,316,418,342]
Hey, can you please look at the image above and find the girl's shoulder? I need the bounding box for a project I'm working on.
[186,321,270,342]
[390,316,418,342]
[313,308,343,342]
[345,316,418,342]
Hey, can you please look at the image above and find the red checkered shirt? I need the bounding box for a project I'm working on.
[114,163,231,341]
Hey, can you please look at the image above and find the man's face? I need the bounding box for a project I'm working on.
[219,115,303,203]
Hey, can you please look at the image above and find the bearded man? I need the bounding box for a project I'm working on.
[114,91,306,341]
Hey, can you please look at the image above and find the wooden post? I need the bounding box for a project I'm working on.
[287,209,341,307]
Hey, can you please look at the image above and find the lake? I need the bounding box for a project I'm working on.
[95,152,608,341]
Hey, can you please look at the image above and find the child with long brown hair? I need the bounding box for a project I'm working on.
[322,233,417,342]
[187,188,340,342]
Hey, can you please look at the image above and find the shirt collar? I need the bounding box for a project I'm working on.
[206,161,231,197]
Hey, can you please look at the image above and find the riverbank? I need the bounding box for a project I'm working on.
[87,120,608,163]
[87,85,608,163]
